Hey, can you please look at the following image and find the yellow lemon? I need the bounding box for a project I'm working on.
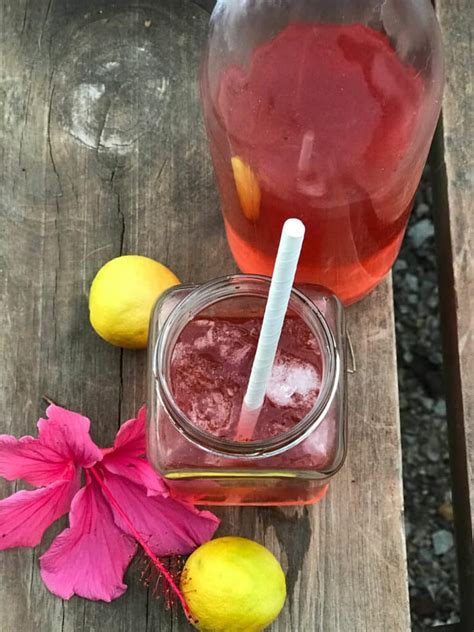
[89,255,179,349]
[181,536,286,632]
[231,156,261,221]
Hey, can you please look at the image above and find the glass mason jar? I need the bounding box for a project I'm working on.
[200,0,444,304]
[147,275,347,506]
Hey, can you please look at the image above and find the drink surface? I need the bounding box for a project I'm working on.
[170,313,322,441]
[202,22,425,303]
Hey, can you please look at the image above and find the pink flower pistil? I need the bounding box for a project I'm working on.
[0,405,219,610]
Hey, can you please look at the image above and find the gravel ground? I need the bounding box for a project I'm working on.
[393,167,459,629]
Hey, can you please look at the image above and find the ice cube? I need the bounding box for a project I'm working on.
[266,355,320,408]
[188,390,234,437]
[193,319,253,365]
[192,319,215,350]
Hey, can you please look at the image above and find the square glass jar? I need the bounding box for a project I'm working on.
[147,275,347,506]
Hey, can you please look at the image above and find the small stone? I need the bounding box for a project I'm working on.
[413,592,436,616]
[394,259,408,272]
[432,529,454,555]
[405,273,419,292]
[433,400,446,417]
[421,396,434,411]
[424,436,440,462]
[431,351,443,366]
[144,19,152,27]
[421,278,436,294]
[408,219,435,248]
[415,202,430,218]
[438,502,454,522]
[420,547,434,562]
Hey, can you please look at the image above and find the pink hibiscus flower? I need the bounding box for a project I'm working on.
[0,405,219,616]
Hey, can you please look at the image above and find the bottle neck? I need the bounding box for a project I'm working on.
[154,274,340,459]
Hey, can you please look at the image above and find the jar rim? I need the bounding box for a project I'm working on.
[153,274,340,459]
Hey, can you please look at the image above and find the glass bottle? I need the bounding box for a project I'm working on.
[200,0,444,304]
[147,275,347,506]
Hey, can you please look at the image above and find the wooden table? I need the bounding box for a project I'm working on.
[0,1,469,630]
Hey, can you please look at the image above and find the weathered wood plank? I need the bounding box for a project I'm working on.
[433,1,474,629]
[0,1,409,630]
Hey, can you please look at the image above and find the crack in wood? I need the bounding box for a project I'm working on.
[46,72,63,346]
[38,0,54,49]
[110,164,125,432]
[18,81,32,167]
[46,77,63,196]
[154,158,168,189]
[118,347,124,429]
[96,95,113,155]
[110,168,126,255]
[28,549,36,598]
[145,587,150,632]
[52,265,58,335]
[21,3,28,35]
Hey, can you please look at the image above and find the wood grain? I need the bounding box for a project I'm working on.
[0,1,409,629]
[433,1,474,628]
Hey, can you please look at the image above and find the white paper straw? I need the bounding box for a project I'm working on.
[235,218,305,441]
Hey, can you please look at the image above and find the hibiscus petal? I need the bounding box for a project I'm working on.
[111,406,146,457]
[102,471,219,556]
[102,405,167,495]
[0,477,78,549]
[40,479,137,602]
[37,406,103,468]
[103,454,168,497]
[0,435,75,486]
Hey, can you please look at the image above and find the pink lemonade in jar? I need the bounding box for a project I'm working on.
[147,279,346,506]
[171,314,324,443]
[201,22,431,304]
[169,311,335,505]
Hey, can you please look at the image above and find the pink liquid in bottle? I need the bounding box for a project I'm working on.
[202,22,427,304]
